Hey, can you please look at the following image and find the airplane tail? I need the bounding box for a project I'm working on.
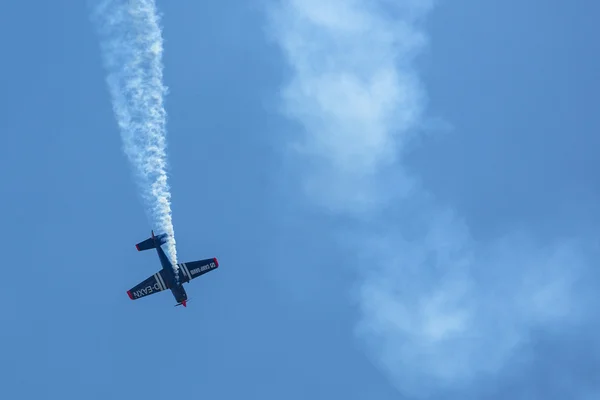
[135,230,168,251]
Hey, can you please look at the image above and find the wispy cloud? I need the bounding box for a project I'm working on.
[267,0,592,397]
[352,216,586,396]
[267,0,432,213]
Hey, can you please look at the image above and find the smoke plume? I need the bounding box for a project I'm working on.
[91,0,179,276]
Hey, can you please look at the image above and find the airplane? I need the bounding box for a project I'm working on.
[126,230,219,307]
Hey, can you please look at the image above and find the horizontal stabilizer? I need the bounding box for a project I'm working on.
[135,237,155,251]
[135,231,168,251]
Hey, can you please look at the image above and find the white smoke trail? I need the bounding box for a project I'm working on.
[91,0,179,277]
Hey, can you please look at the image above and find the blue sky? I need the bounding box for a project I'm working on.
[1,1,599,399]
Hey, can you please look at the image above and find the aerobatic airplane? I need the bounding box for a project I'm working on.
[126,230,219,307]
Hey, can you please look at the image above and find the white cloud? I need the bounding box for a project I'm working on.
[268,0,430,212]
[352,217,585,397]
[267,0,591,397]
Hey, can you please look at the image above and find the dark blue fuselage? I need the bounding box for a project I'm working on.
[155,243,187,304]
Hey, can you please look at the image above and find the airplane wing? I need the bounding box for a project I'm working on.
[177,258,219,283]
[127,270,170,300]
